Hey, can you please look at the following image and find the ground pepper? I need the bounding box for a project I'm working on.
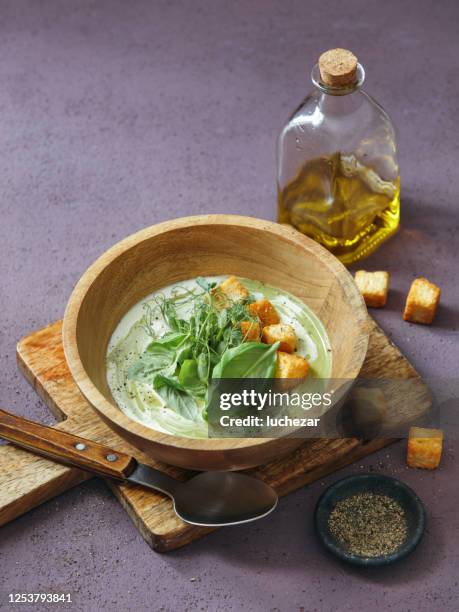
[328,492,407,557]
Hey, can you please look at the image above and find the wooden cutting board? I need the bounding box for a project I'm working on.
[0,319,430,552]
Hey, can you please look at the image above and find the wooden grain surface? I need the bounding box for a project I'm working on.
[0,318,430,552]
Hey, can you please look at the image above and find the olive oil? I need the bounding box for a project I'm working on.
[277,49,400,265]
[278,153,400,264]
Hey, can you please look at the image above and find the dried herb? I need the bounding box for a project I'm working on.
[328,492,407,557]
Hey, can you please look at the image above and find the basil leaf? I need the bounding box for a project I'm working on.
[176,341,193,365]
[178,358,207,397]
[147,332,188,351]
[127,350,175,382]
[179,359,199,387]
[212,341,279,379]
[153,375,200,420]
[128,333,188,382]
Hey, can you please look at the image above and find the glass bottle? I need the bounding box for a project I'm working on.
[277,49,400,265]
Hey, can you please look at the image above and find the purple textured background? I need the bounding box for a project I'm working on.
[1,1,458,610]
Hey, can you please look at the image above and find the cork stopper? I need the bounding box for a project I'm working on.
[318,49,358,87]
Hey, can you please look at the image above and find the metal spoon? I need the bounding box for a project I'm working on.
[0,408,278,527]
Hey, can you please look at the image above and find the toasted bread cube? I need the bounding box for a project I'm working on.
[240,320,261,342]
[403,277,441,325]
[218,276,249,303]
[407,426,443,469]
[275,351,309,379]
[262,323,297,353]
[349,387,388,436]
[355,270,389,308]
[213,275,249,309]
[248,299,280,326]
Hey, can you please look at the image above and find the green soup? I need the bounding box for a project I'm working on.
[106,276,332,438]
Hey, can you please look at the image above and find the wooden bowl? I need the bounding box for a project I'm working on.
[63,215,369,471]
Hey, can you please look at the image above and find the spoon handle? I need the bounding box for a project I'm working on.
[0,408,137,480]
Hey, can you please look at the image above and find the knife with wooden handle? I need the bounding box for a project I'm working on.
[0,407,278,527]
[0,407,183,498]
[0,407,137,480]
[0,405,182,496]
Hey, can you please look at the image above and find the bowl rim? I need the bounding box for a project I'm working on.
[62,214,370,452]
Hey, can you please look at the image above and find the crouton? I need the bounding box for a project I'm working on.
[403,277,441,325]
[262,323,297,353]
[355,270,389,308]
[275,351,309,379]
[240,320,261,342]
[349,387,388,437]
[407,426,443,469]
[218,276,249,303]
[248,299,280,326]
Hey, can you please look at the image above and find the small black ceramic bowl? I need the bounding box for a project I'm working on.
[314,474,426,567]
